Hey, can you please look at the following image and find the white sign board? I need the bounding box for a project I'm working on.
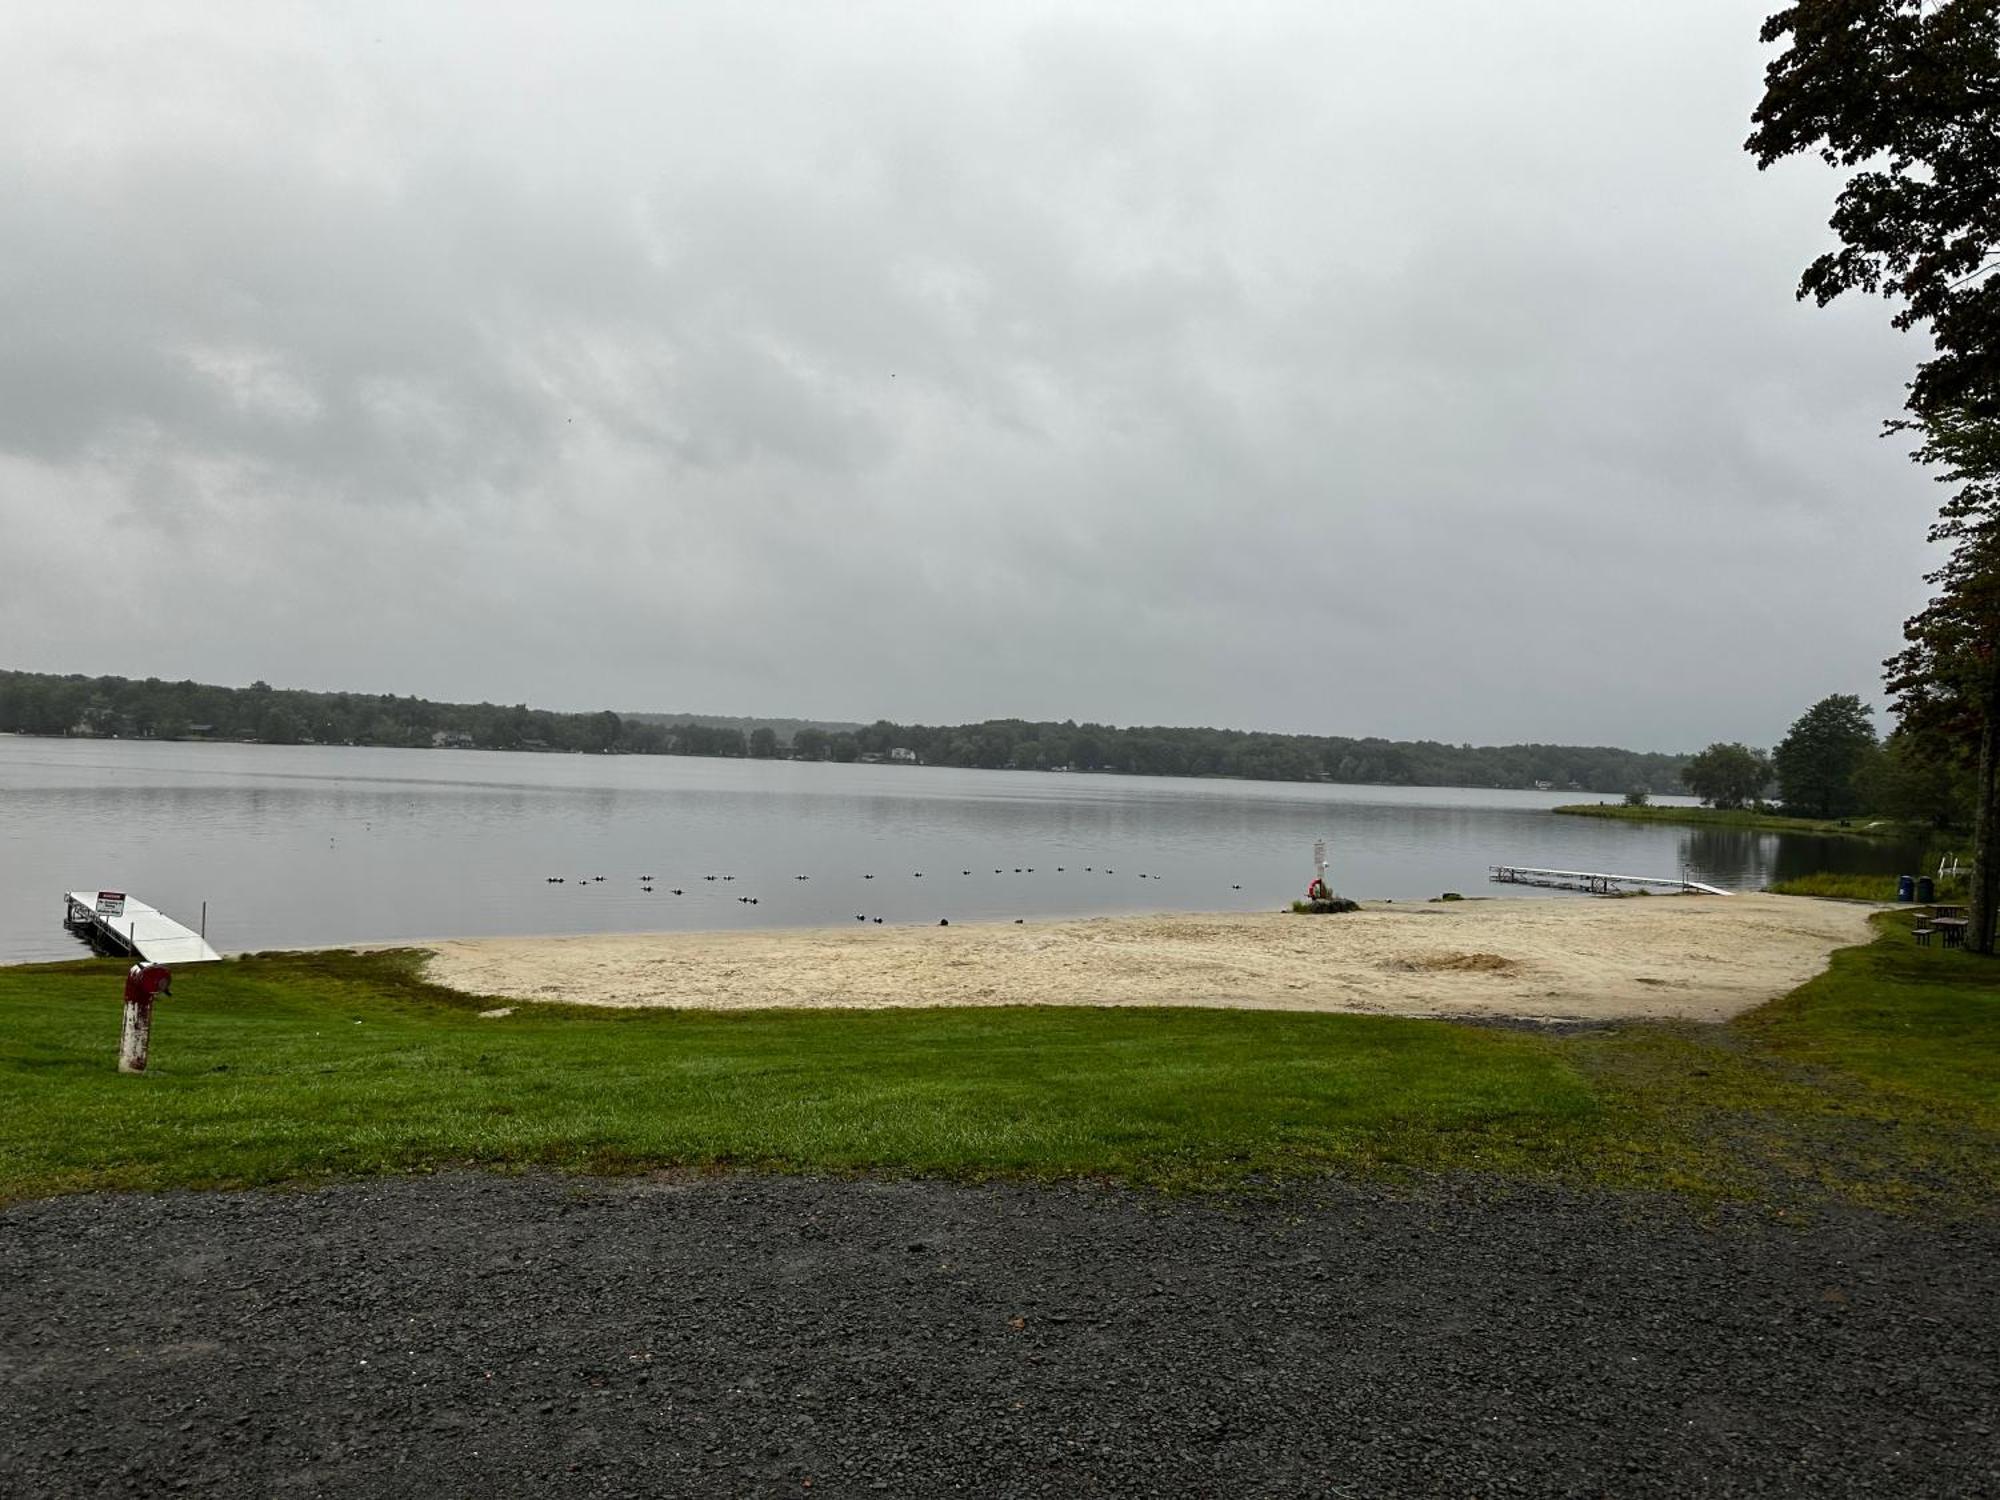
[95,890,126,919]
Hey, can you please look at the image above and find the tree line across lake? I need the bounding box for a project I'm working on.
[0,668,1690,794]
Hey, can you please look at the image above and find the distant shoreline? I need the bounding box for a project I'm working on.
[1552,802,1914,838]
[0,666,1692,795]
[4,729,1688,801]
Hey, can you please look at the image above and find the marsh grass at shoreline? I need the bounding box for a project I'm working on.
[1552,803,1918,837]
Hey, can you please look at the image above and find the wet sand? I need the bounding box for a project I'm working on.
[416,893,1879,1023]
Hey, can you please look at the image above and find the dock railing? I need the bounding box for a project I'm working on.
[1488,865,1731,897]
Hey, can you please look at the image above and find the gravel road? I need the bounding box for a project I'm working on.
[3,1174,1994,1497]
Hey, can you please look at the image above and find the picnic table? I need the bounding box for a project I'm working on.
[1930,917,1970,949]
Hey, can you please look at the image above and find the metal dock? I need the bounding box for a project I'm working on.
[1488,865,1731,897]
[62,890,222,964]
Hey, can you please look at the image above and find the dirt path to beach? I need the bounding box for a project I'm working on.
[417,893,1877,1023]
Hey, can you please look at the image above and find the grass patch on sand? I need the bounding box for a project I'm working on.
[1553,803,1910,837]
[1,919,1993,1212]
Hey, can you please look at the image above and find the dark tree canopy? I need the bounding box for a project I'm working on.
[1752,3,2000,945]
[1773,694,1879,818]
[1682,742,1772,809]
[0,668,1693,794]
[1856,725,1974,826]
[1748,0,2000,421]
[1887,411,2000,737]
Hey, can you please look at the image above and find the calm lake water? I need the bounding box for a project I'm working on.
[0,737,1924,964]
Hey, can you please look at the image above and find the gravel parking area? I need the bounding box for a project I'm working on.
[2,1174,1994,1497]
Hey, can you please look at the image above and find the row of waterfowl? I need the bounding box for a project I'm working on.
[542,867,1208,886]
[531,863,1264,928]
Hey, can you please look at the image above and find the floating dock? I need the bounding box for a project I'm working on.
[62,890,222,964]
[1488,865,1731,897]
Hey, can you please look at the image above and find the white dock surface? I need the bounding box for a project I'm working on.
[66,891,222,964]
[1488,865,1732,897]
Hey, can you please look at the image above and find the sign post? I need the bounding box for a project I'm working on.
[1307,838,1331,903]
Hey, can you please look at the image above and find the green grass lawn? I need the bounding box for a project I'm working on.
[2,921,1994,1212]
[1552,803,1913,836]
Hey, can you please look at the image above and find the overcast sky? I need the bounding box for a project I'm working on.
[0,2,1943,750]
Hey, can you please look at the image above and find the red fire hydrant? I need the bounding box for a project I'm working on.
[119,962,172,1074]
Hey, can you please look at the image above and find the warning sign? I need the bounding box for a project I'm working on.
[95,891,126,919]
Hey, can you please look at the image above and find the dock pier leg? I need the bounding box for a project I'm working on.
[118,996,153,1074]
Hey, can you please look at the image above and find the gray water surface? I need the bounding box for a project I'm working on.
[0,738,1921,963]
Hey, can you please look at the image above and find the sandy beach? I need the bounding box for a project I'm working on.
[417,893,1879,1024]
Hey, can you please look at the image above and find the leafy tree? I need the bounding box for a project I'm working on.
[1773,695,1878,818]
[791,727,829,761]
[1752,3,2000,947]
[259,706,307,745]
[748,727,780,759]
[1887,413,2000,947]
[1747,0,2000,424]
[1623,786,1650,808]
[1856,725,1971,829]
[1682,742,1771,809]
[582,711,623,754]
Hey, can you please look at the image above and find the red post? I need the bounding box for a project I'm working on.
[119,963,171,1074]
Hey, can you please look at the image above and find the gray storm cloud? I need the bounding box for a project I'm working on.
[0,1,1935,748]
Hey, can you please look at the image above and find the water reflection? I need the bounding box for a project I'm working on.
[0,738,1926,962]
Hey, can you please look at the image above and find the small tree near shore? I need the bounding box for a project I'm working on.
[1773,696,1877,819]
[1683,742,1770,809]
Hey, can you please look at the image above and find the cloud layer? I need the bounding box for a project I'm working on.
[0,1,1939,748]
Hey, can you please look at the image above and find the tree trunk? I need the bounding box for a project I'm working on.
[1972,658,2000,957]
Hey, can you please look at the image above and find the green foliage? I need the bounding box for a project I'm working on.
[0,670,1695,792]
[1855,727,1974,828]
[1751,4,2000,946]
[1622,786,1650,807]
[1682,742,1771,810]
[1773,694,1878,819]
[0,671,654,756]
[1289,897,1361,914]
[1885,413,2000,952]
[1748,0,2000,424]
[1553,803,1904,836]
[1769,872,1965,901]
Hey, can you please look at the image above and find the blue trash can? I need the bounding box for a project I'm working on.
[1917,875,1936,904]
[1897,874,1916,903]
